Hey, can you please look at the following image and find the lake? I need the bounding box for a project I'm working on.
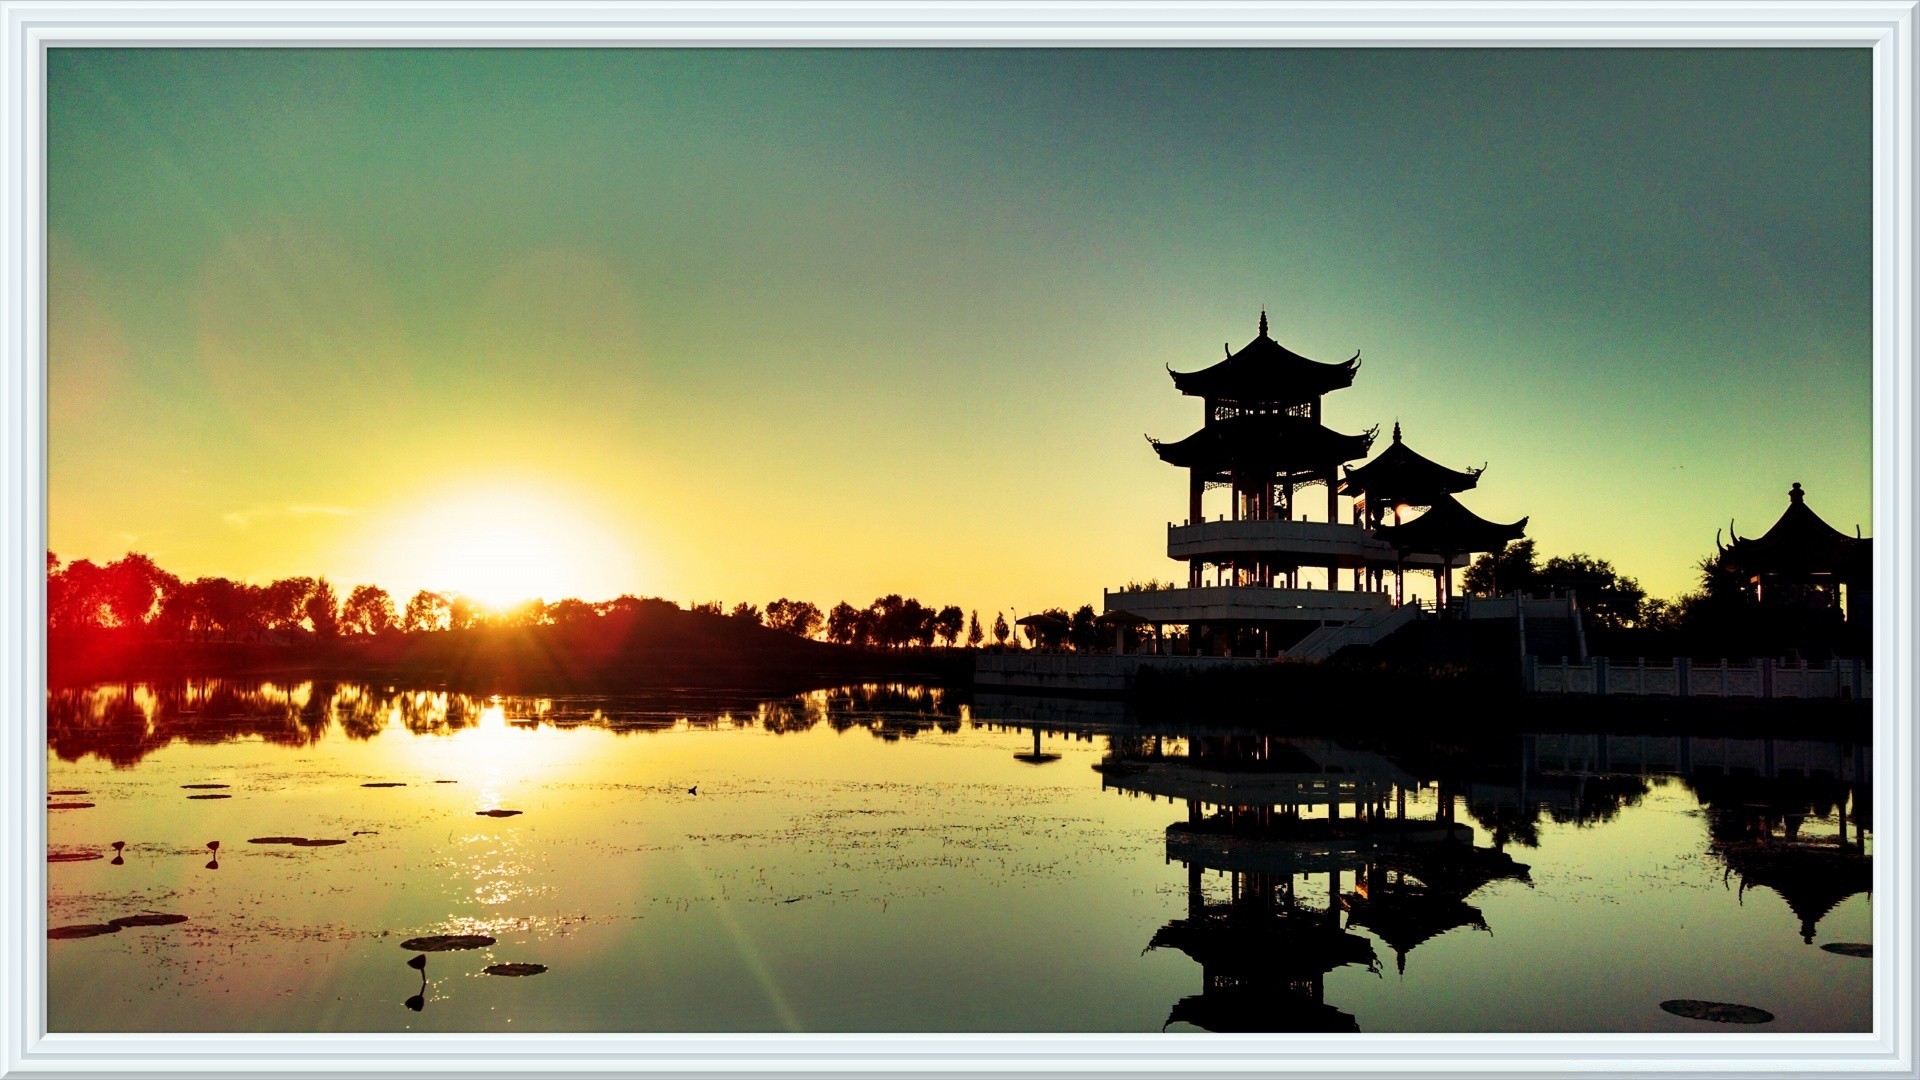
[45,680,1872,1033]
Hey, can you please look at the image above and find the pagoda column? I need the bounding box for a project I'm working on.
[1188,470,1204,526]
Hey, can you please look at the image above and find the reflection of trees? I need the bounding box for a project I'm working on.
[46,679,977,765]
[48,681,330,767]
[1463,774,1652,850]
[816,683,960,740]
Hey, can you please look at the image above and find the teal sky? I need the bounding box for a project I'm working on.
[47,48,1872,615]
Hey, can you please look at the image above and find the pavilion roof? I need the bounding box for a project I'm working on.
[1147,906,1378,977]
[1375,844,1532,898]
[1341,422,1483,505]
[1719,483,1869,580]
[1149,414,1376,477]
[1342,883,1489,975]
[1717,840,1872,945]
[1165,989,1360,1034]
[1168,312,1360,404]
[1374,493,1527,556]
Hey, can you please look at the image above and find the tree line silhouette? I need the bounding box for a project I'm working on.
[46,550,1027,654]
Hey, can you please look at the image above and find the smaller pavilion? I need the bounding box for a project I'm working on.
[1717,482,1872,627]
[1341,422,1484,529]
[1375,493,1529,609]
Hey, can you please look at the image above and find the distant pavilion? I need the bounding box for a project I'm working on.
[1718,482,1872,628]
[1106,312,1529,654]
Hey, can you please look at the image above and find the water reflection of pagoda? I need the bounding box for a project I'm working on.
[1104,313,1527,655]
[1457,731,1872,946]
[1693,769,1871,945]
[1099,735,1528,1030]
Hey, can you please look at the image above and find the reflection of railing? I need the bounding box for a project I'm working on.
[974,653,1266,693]
[1526,656,1871,700]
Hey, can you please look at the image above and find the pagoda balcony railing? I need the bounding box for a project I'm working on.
[1167,518,1449,569]
[1103,585,1390,625]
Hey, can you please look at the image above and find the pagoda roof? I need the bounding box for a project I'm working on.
[1165,989,1360,1034]
[1342,884,1489,975]
[1148,907,1378,978]
[1149,414,1376,477]
[1719,483,1869,580]
[1375,493,1527,556]
[1341,422,1483,505]
[1375,843,1532,898]
[1168,312,1360,404]
[1718,840,1872,945]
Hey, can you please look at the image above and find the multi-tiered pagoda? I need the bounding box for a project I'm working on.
[1106,313,1527,656]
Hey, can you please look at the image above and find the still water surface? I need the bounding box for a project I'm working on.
[46,681,1872,1033]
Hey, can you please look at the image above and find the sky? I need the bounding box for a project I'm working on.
[47,48,1872,617]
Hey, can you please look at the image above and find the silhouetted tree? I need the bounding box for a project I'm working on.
[1464,539,1539,597]
[1025,608,1072,650]
[403,590,450,632]
[49,556,108,630]
[690,601,723,616]
[765,598,823,638]
[966,610,984,648]
[729,602,763,625]
[598,595,676,619]
[494,598,547,627]
[826,602,862,645]
[992,611,1010,647]
[263,577,316,631]
[1068,604,1099,652]
[102,553,175,631]
[340,585,395,635]
[1539,554,1646,631]
[305,579,341,637]
[933,605,964,647]
[448,595,481,630]
[546,598,598,625]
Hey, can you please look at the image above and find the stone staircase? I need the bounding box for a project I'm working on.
[1283,602,1422,662]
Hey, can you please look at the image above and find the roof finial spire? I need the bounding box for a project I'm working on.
[1789,481,1805,504]
[1258,309,1268,338]
[1392,420,1402,443]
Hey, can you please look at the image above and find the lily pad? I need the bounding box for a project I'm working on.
[361,782,407,788]
[48,851,102,862]
[1660,1000,1774,1024]
[1822,942,1872,958]
[47,802,94,810]
[49,923,121,939]
[475,809,522,818]
[399,934,496,952]
[290,838,346,847]
[248,836,306,845]
[484,963,547,977]
[186,794,231,800]
[433,780,458,784]
[181,784,230,789]
[48,788,88,795]
[108,913,188,928]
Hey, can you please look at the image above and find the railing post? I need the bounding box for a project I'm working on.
[1593,656,1609,696]
[1759,657,1774,700]
[1675,656,1691,698]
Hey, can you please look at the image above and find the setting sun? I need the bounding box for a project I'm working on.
[372,486,636,607]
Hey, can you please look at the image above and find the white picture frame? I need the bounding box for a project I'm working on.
[2,2,1913,1077]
